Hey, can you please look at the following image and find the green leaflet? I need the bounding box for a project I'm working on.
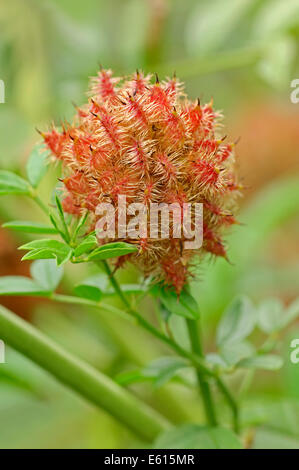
[2,220,58,234]
[19,239,72,266]
[26,143,49,188]
[0,276,51,296]
[154,424,242,449]
[88,242,138,261]
[0,171,30,196]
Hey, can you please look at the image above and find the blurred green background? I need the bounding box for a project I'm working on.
[0,0,299,449]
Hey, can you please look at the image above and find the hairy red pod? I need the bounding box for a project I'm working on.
[42,69,240,293]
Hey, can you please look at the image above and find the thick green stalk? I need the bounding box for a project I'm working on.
[54,290,240,432]
[0,304,170,442]
[186,318,217,426]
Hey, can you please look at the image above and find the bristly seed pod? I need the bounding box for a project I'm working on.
[42,68,241,293]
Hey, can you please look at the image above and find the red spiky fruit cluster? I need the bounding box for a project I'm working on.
[42,69,240,293]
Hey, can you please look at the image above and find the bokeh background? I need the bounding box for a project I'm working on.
[0,0,299,448]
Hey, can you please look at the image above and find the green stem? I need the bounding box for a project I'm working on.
[52,292,213,377]
[101,260,131,308]
[186,318,217,426]
[100,261,240,432]
[32,194,49,216]
[154,46,262,79]
[100,261,213,376]
[0,304,170,442]
[52,293,135,323]
[216,377,240,434]
[71,211,88,244]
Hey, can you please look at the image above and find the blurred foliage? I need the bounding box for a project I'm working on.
[0,0,298,449]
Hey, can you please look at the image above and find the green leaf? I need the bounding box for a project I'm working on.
[0,170,30,196]
[207,342,255,369]
[55,194,65,220]
[21,248,56,261]
[72,211,89,241]
[257,298,284,334]
[74,234,97,257]
[74,274,146,300]
[30,259,63,291]
[2,220,58,234]
[217,296,256,347]
[19,239,72,266]
[103,283,145,296]
[26,143,49,188]
[49,214,68,243]
[238,354,283,370]
[55,195,70,242]
[154,424,242,449]
[87,242,138,261]
[74,285,102,302]
[152,286,200,320]
[160,304,172,323]
[115,369,150,386]
[168,314,191,350]
[259,400,299,440]
[143,357,188,388]
[244,399,299,447]
[118,284,145,294]
[0,276,51,296]
[186,0,252,56]
[74,274,107,301]
[0,366,41,397]
[254,427,299,450]
[257,37,296,90]
[20,239,69,253]
[81,273,108,290]
[253,0,299,39]
[206,353,228,369]
[220,340,255,367]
